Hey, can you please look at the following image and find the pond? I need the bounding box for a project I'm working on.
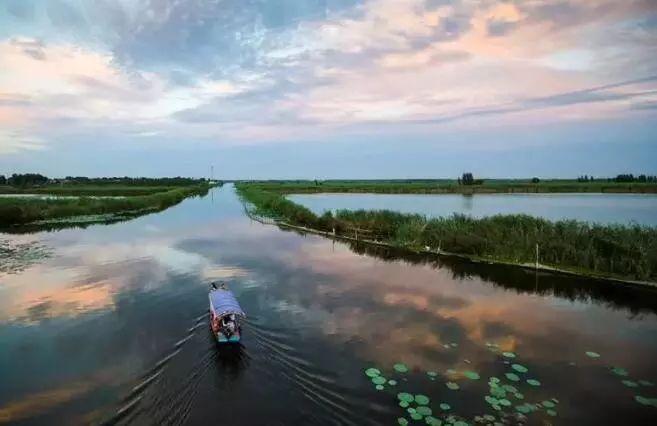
[287,193,657,226]
[1,185,656,425]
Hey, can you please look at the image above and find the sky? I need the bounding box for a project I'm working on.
[0,0,656,179]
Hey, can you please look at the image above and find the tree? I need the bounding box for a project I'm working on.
[461,173,474,185]
[531,177,540,184]
[0,175,6,185]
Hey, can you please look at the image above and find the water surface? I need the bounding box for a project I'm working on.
[288,193,657,226]
[1,185,656,425]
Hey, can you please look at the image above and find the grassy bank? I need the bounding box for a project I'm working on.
[0,185,177,196]
[0,183,214,228]
[242,179,657,194]
[236,183,657,283]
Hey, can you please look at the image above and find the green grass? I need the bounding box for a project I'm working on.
[236,183,657,282]
[0,185,177,196]
[241,179,657,194]
[0,183,214,228]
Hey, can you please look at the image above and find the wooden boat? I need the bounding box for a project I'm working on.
[209,282,245,343]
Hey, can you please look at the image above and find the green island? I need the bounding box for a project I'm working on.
[0,174,218,231]
[236,179,657,284]
[242,175,657,194]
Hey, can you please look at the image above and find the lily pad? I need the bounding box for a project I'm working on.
[611,367,628,376]
[490,387,506,398]
[407,408,416,415]
[365,367,381,377]
[639,380,654,387]
[394,363,409,373]
[514,392,524,400]
[446,382,460,390]
[388,379,397,386]
[516,405,531,414]
[440,403,451,411]
[485,396,499,406]
[464,371,480,380]
[425,416,441,425]
[499,398,511,407]
[427,371,438,377]
[542,400,556,408]
[511,364,528,373]
[483,414,495,421]
[399,401,409,408]
[417,406,432,416]
[398,418,409,426]
[415,395,430,405]
[502,384,517,393]
[622,380,639,388]
[505,373,520,382]
[398,392,414,402]
[411,412,423,421]
[375,384,384,390]
[585,351,601,358]
[453,422,468,426]
[371,376,386,385]
[502,352,516,358]
[546,409,557,417]
[526,379,541,387]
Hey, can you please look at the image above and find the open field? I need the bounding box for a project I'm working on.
[0,181,217,228]
[241,179,657,194]
[237,183,657,283]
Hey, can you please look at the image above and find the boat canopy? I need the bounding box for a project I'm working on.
[209,289,245,318]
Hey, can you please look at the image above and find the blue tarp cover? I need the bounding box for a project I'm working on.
[209,289,245,317]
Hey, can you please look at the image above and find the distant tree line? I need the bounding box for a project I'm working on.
[0,174,207,187]
[458,173,484,186]
[611,174,657,183]
[62,176,206,186]
[0,173,49,187]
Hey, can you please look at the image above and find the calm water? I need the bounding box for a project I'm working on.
[1,185,657,425]
[288,193,657,226]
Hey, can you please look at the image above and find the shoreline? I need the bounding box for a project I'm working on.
[249,213,657,290]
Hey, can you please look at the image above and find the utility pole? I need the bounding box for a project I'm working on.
[210,165,214,182]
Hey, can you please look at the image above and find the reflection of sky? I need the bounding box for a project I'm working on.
[1,186,657,424]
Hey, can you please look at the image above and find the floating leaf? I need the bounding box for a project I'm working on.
[464,371,480,380]
[415,395,430,405]
[394,363,409,373]
[511,364,528,373]
[398,418,409,426]
[411,412,423,421]
[526,379,541,387]
[516,404,532,414]
[372,376,386,385]
[375,384,384,390]
[417,406,432,416]
[407,408,417,415]
[450,343,458,347]
[585,351,600,358]
[446,382,460,390]
[502,352,516,358]
[622,380,639,388]
[639,380,654,387]
[398,393,414,403]
[542,400,556,408]
[505,373,520,382]
[514,393,524,400]
[453,421,468,426]
[490,387,506,399]
[388,379,397,386]
[611,367,628,377]
[485,396,499,406]
[365,368,381,377]
[499,399,511,407]
[440,403,451,411]
[546,409,557,417]
[399,401,409,408]
[483,414,495,421]
[425,416,441,426]
[502,384,517,393]
[427,371,438,377]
